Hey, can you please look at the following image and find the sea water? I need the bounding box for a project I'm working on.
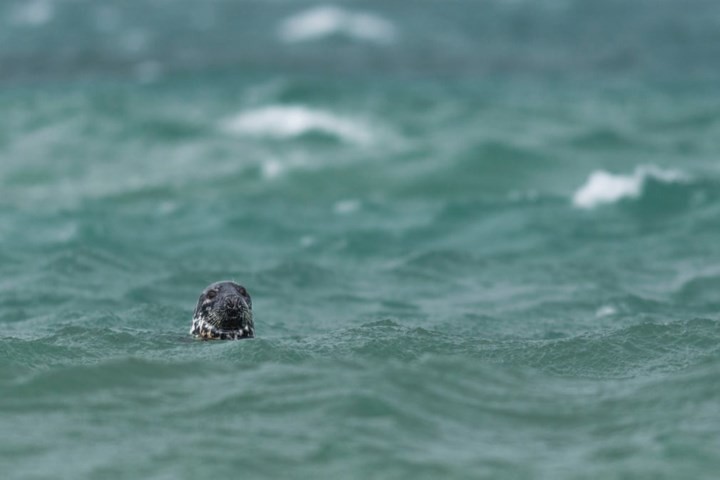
[2,1,720,478]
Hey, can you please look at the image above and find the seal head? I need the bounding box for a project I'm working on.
[190,281,254,340]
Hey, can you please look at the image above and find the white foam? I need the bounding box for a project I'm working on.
[572,165,686,209]
[278,5,396,44]
[222,105,374,145]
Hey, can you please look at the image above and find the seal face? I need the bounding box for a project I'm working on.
[190,281,254,340]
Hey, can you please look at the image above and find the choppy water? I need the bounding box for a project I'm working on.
[3,1,720,478]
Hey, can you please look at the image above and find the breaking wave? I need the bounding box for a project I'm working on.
[278,5,396,44]
[572,165,687,209]
[221,105,375,145]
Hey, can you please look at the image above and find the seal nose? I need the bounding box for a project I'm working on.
[224,295,245,312]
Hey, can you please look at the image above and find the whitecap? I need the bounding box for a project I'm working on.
[221,105,374,145]
[572,165,687,209]
[278,5,396,44]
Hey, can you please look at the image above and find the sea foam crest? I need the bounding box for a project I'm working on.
[278,5,396,44]
[572,165,687,209]
[221,105,374,145]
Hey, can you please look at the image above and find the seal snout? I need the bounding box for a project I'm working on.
[223,295,247,313]
[218,295,248,330]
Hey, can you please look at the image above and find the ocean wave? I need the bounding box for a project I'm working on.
[278,5,396,44]
[221,105,375,145]
[3,326,720,479]
[388,250,485,282]
[306,318,720,378]
[3,316,719,383]
[672,266,720,310]
[572,165,687,209]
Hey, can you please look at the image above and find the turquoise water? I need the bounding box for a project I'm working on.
[3,1,720,478]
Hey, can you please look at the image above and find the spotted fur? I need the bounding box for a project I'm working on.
[190,281,254,340]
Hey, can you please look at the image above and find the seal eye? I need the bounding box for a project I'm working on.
[206,290,217,300]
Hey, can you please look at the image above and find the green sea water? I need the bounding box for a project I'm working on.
[3,1,720,478]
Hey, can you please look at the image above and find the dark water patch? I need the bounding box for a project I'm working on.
[433,195,564,226]
[673,273,720,311]
[89,184,186,208]
[303,319,461,361]
[126,117,212,142]
[404,141,557,196]
[0,357,202,403]
[390,250,487,282]
[0,302,191,362]
[622,176,720,218]
[255,261,338,291]
[493,318,720,378]
[43,246,134,277]
[569,127,646,150]
[275,318,720,378]
[643,108,720,132]
[280,130,353,146]
[0,324,167,370]
[458,141,547,166]
[0,337,80,372]
[377,299,421,314]
[382,250,497,309]
[325,228,427,260]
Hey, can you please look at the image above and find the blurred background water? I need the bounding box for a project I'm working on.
[2,0,720,478]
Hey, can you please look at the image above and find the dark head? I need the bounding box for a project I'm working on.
[190,281,254,340]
